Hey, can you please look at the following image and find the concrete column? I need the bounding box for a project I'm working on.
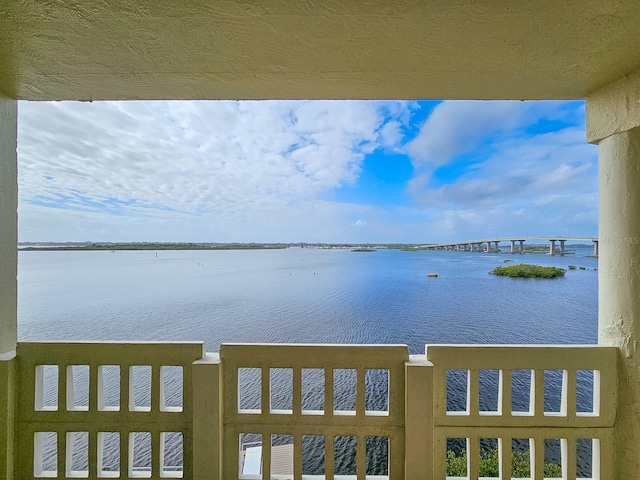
[596,127,640,478]
[494,241,500,252]
[510,240,516,254]
[593,239,599,257]
[519,240,525,254]
[588,68,640,479]
[484,242,490,253]
[0,94,17,356]
[549,239,556,255]
[0,93,16,480]
[559,240,566,256]
[0,353,15,480]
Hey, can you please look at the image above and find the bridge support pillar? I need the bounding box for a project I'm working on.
[519,240,525,254]
[510,240,516,254]
[549,239,556,255]
[593,239,599,257]
[588,69,640,480]
[559,240,566,256]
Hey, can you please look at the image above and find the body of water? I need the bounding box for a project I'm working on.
[18,246,598,349]
[17,247,598,475]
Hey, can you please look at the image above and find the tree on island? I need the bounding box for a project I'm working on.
[490,264,565,278]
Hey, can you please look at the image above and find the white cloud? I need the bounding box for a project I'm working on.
[17,99,597,243]
[405,101,536,167]
[403,101,598,240]
[18,100,408,241]
[409,126,595,209]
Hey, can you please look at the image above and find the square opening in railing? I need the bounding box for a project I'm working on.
[129,432,152,478]
[511,438,532,479]
[67,365,89,411]
[271,434,294,477]
[445,438,468,478]
[446,370,468,414]
[130,366,151,412]
[334,436,357,476]
[66,431,88,478]
[270,368,293,414]
[303,435,325,476]
[160,366,183,412]
[544,439,563,478]
[576,438,599,479]
[544,370,566,416]
[302,368,324,414]
[34,365,58,411]
[238,368,261,414]
[365,369,389,415]
[366,436,389,476]
[161,432,183,478]
[97,432,120,478]
[34,431,57,478]
[479,438,499,479]
[98,366,120,411]
[239,433,262,479]
[333,369,357,415]
[511,369,533,415]
[479,370,500,415]
[577,370,600,416]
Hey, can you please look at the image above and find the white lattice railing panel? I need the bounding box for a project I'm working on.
[426,345,617,480]
[427,345,617,428]
[9,342,618,479]
[220,343,409,480]
[433,427,613,480]
[16,342,204,480]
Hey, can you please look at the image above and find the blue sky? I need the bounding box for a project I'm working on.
[17,100,597,243]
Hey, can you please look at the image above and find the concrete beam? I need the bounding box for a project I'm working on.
[587,67,640,144]
[0,94,17,355]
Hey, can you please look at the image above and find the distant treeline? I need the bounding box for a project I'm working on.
[20,242,289,251]
[19,242,424,251]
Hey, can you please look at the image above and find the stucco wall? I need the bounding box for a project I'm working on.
[0,94,17,355]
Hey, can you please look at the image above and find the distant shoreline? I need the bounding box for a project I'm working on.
[18,242,596,252]
[19,243,289,251]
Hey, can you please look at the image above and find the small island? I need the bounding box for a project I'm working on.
[351,248,377,252]
[490,263,566,278]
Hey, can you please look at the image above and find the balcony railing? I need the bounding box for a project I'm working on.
[4,342,617,479]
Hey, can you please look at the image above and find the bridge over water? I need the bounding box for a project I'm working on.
[422,236,599,256]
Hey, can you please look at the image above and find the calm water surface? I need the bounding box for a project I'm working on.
[19,247,598,349]
[18,247,598,475]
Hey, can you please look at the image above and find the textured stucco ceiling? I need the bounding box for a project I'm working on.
[1,0,640,101]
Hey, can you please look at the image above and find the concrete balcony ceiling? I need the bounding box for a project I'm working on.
[1,0,640,101]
